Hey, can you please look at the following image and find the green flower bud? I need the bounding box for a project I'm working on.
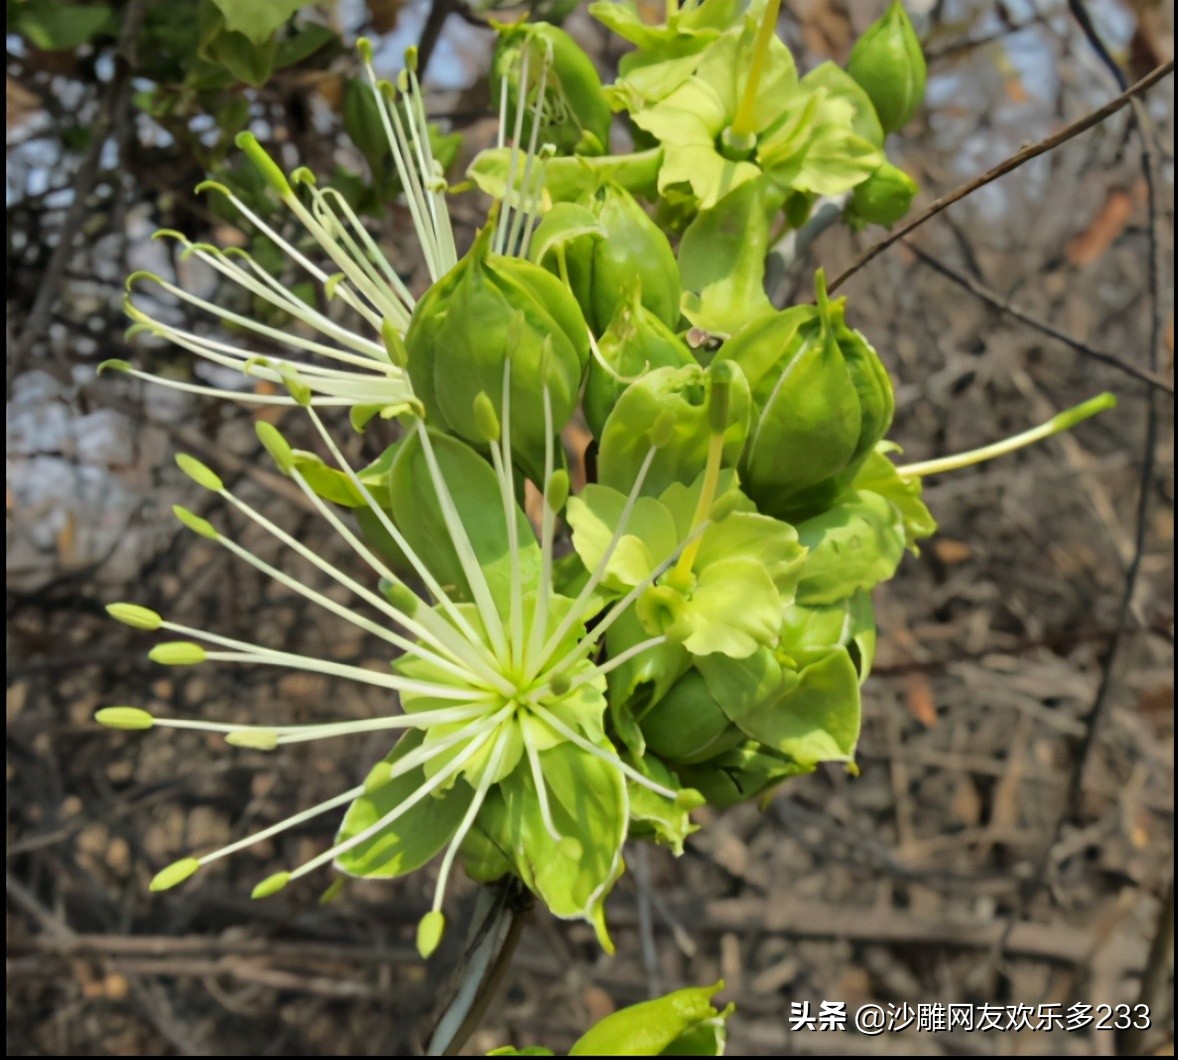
[492,21,612,156]
[583,277,694,437]
[598,363,750,497]
[849,161,918,228]
[715,273,893,522]
[640,669,745,765]
[405,226,589,483]
[560,183,682,334]
[846,1,926,134]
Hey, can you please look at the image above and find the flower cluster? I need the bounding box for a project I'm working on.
[100,1,1114,959]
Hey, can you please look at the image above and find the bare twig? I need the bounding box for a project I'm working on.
[417,0,458,82]
[903,241,1174,394]
[828,59,1175,293]
[11,0,147,362]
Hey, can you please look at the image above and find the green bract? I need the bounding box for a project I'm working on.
[714,272,894,522]
[846,0,927,134]
[405,226,590,482]
[551,181,682,334]
[583,277,695,437]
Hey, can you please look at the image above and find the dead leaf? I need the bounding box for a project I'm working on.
[1004,77,1029,103]
[1138,683,1173,714]
[582,985,615,1024]
[902,672,938,728]
[932,538,971,565]
[1065,184,1146,266]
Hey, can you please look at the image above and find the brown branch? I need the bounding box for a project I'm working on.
[828,59,1175,293]
[11,0,148,362]
[903,241,1174,395]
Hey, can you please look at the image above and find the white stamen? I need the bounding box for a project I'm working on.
[431,723,512,912]
[529,703,677,799]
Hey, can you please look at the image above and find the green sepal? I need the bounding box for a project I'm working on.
[846,0,927,134]
[334,730,475,879]
[678,177,787,337]
[794,490,907,605]
[462,741,628,952]
[625,755,702,854]
[557,182,682,334]
[852,443,936,552]
[583,278,694,438]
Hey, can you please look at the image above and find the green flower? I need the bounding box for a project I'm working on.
[626,8,884,210]
[102,373,702,957]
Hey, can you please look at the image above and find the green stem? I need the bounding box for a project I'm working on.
[896,393,1116,478]
[730,0,783,139]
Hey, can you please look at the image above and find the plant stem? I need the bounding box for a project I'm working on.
[896,393,1116,478]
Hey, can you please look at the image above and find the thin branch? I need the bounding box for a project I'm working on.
[828,59,1175,293]
[903,241,1174,394]
[417,0,458,82]
[11,0,148,362]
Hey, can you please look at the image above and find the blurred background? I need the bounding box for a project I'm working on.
[6,0,1174,1053]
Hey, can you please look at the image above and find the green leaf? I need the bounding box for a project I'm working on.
[335,731,475,878]
[794,490,907,605]
[13,1,116,50]
[274,20,335,68]
[209,0,305,46]
[202,27,278,87]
